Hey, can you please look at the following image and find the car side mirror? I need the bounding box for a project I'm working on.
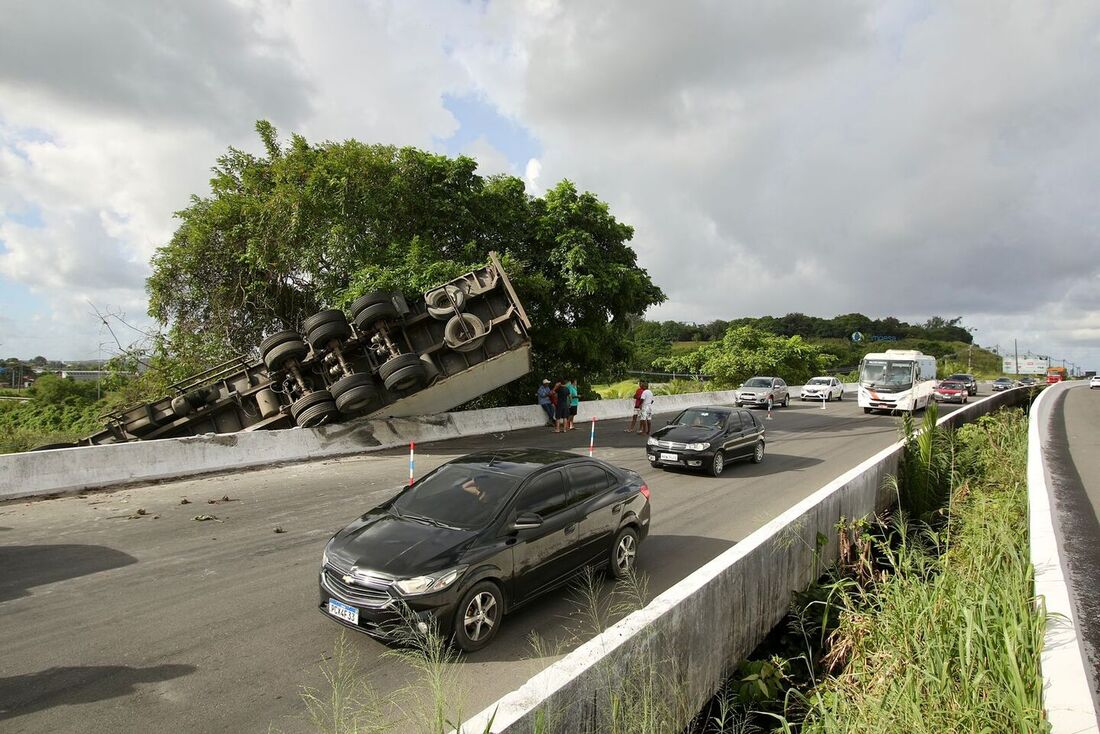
[512,512,543,530]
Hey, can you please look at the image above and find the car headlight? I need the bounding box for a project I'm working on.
[646,437,658,446]
[394,566,466,596]
[322,550,329,567]
[686,442,711,451]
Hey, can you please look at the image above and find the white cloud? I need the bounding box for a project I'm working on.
[1,0,1099,370]
[524,158,542,193]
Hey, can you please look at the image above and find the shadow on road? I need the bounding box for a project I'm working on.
[0,663,196,721]
[0,544,138,603]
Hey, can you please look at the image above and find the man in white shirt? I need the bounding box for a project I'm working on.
[638,382,655,435]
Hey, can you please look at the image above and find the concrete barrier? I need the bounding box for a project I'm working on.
[1028,382,1100,732]
[0,385,787,501]
[456,388,1033,733]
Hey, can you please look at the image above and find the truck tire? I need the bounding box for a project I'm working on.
[425,285,467,320]
[263,339,310,372]
[305,318,351,349]
[259,329,302,355]
[443,313,488,353]
[330,373,381,413]
[291,391,337,428]
[379,353,427,392]
[302,309,347,334]
[351,291,400,331]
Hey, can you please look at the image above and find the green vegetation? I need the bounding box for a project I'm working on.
[0,374,110,453]
[592,379,708,399]
[690,407,1045,733]
[626,314,982,375]
[148,121,664,406]
[656,326,837,387]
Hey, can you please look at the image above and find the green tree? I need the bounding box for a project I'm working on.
[147,122,664,403]
[656,325,836,387]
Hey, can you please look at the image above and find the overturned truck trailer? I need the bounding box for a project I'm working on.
[81,253,531,445]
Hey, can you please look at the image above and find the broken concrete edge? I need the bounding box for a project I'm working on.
[1028,382,1100,733]
[1,385,852,502]
[454,389,1030,734]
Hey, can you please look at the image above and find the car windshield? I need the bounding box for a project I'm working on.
[995,378,1011,383]
[949,375,971,381]
[743,378,772,388]
[940,382,962,389]
[391,463,520,530]
[860,360,913,390]
[807,378,830,385]
[673,408,728,428]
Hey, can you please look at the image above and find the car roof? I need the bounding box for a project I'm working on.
[446,448,601,478]
[679,405,734,413]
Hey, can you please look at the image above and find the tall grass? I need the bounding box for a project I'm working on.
[791,409,1047,734]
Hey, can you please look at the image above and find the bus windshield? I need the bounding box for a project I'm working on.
[860,359,915,392]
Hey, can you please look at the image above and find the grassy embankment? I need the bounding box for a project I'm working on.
[691,406,1046,733]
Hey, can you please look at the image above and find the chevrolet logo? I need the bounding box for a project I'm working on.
[342,574,354,585]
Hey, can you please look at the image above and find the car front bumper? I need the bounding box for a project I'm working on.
[317,568,463,641]
[647,446,718,471]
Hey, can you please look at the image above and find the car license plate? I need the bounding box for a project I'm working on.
[659,452,678,462]
[327,598,359,625]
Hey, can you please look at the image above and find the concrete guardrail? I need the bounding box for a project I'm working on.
[455,388,1033,733]
[1028,382,1100,732]
[0,383,859,502]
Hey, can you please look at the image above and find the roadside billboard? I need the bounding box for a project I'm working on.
[1002,357,1049,374]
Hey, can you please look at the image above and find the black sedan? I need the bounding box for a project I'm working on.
[319,448,650,651]
[646,405,766,477]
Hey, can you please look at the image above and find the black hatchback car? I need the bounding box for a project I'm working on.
[319,449,650,651]
[646,405,766,477]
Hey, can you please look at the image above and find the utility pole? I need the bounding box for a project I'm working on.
[1014,339,1019,378]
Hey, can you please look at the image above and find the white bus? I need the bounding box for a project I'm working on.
[857,349,937,415]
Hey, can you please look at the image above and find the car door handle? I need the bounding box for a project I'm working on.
[612,503,623,515]
[564,523,577,534]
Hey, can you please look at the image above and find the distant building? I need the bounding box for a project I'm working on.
[60,370,113,383]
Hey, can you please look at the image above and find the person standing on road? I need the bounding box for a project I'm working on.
[638,382,655,435]
[536,379,554,425]
[553,379,571,433]
[625,381,645,432]
[566,378,579,431]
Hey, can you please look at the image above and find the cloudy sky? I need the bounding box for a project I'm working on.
[1,0,1098,371]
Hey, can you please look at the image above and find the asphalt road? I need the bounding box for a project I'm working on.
[1047,383,1100,702]
[0,395,968,733]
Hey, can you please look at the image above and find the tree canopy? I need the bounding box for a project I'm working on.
[656,325,837,387]
[147,121,665,400]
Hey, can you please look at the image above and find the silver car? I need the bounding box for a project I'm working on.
[801,376,844,402]
[736,377,789,409]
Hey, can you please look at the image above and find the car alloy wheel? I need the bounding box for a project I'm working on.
[709,451,724,477]
[609,527,639,579]
[752,441,765,464]
[453,581,502,652]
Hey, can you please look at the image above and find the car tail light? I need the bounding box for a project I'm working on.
[639,483,650,500]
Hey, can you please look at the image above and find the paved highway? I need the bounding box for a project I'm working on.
[1045,382,1100,703]
[0,396,967,733]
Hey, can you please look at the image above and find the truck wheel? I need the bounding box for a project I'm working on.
[426,285,467,320]
[291,390,337,428]
[302,309,347,334]
[351,291,399,331]
[259,329,302,355]
[331,373,381,413]
[306,320,351,349]
[264,339,310,372]
[444,313,488,352]
[380,353,427,392]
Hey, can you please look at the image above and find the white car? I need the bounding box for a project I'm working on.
[1090,375,1100,389]
[801,376,844,402]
